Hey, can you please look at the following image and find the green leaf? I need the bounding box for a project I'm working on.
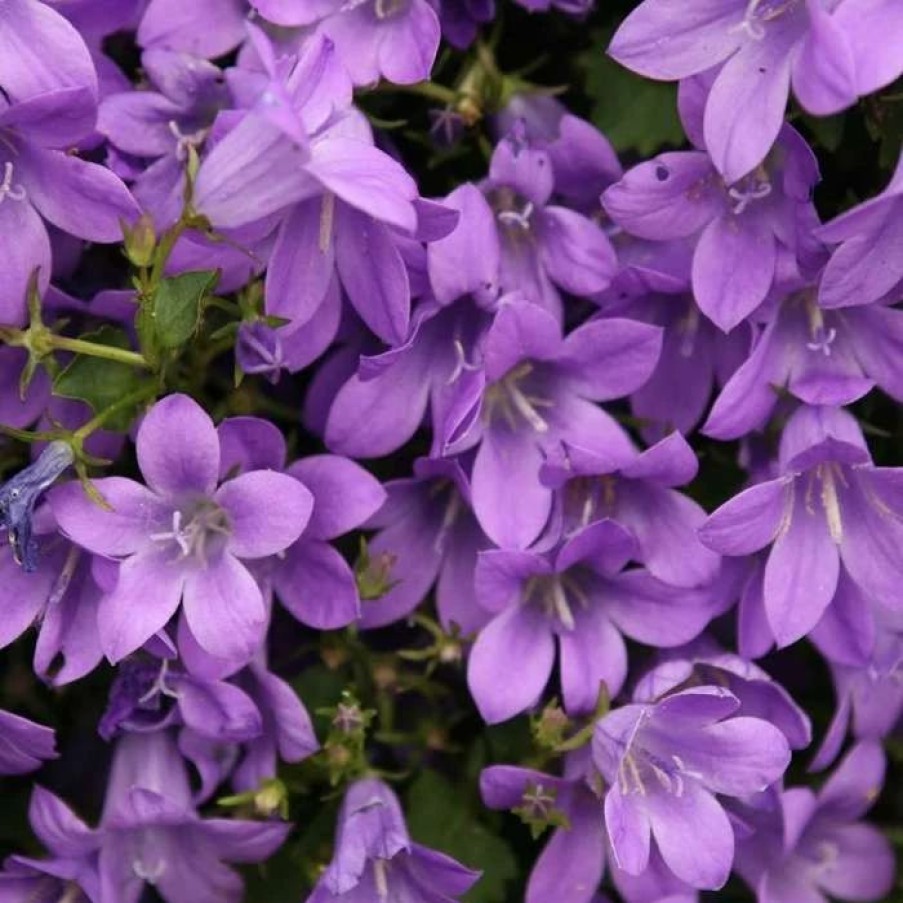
[154,269,218,349]
[52,326,148,430]
[406,771,518,903]
[580,38,684,156]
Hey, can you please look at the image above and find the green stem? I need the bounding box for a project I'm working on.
[390,80,460,106]
[149,219,188,288]
[74,382,159,440]
[47,335,150,369]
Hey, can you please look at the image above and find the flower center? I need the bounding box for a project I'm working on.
[523,574,588,631]
[727,167,772,214]
[491,186,536,235]
[0,161,26,204]
[733,0,799,40]
[804,463,845,544]
[149,499,231,564]
[167,120,209,162]
[483,362,553,433]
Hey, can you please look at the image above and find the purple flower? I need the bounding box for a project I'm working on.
[251,0,441,87]
[735,742,894,903]
[700,405,903,647]
[467,520,718,723]
[360,456,491,632]
[50,393,313,665]
[816,150,903,309]
[592,686,790,889]
[99,48,229,227]
[602,124,819,332]
[480,128,617,318]
[540,431,720,589]
[443,299,661,549]
[307,777,479,903]
[1,441,73,571]
[99,730,289,903]
[633,640,812,750]
[704,291,903,440]
[609,0,903,182]
[480,762,606,903]
[0,708,57,774]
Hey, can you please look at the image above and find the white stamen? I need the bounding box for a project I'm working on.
[47,545,82,608]
[820,465,843,544]
[319,193,335,254]
[373,859,389,899]
[0,161,26,203]
[132,856,166,884]
[445,338,480,385]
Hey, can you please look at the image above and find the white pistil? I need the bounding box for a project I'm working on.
[47,545,82,608]
[548,579,575,631]
[167,120,208,162]
[150,510,191,557]
[806,326,837,356]
[497,200,534,231]
[727,180,772,215]
[0,161,26,203]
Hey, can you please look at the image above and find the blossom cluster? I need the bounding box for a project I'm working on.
[0,1,902,902]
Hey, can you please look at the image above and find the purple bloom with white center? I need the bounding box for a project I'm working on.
[0,709,57,775]
[608,0,903,182]
[98,656,263,743]
[704,289,903,440]
[325,296,494,459]
[98,48,229,227]
[592,686,790,890]
[98,730,289,903]
[633,640,812,750]
[442,299,661,549]
[480,127,617,318]
[468,520,719,723]
[359,456,491,633]
[540,431,720,589]
[480,761,606,903]
[735,742,893,903]
[815,150,903,309]
[0,441,73,572]
[251,0,441,87]
[49,393,313,665]
[602,123,820,332]
[700,404,903,647]
[307,776,479,903]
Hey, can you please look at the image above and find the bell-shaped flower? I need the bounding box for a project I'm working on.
[359,456,491,633]
[467,520,719,723]
[603,124,819,332]
[99,47,230,227]
[99,730,289,903]
[705,288,903,439]
[540,431,720,589]
[735,742,894,903]
[592,686,790,890]
[50,394,313,665]
[479,128,617,319]
[608,0,903,182]
[307,777,479,903]
[443,299,661,549]
[700,405,903,647]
